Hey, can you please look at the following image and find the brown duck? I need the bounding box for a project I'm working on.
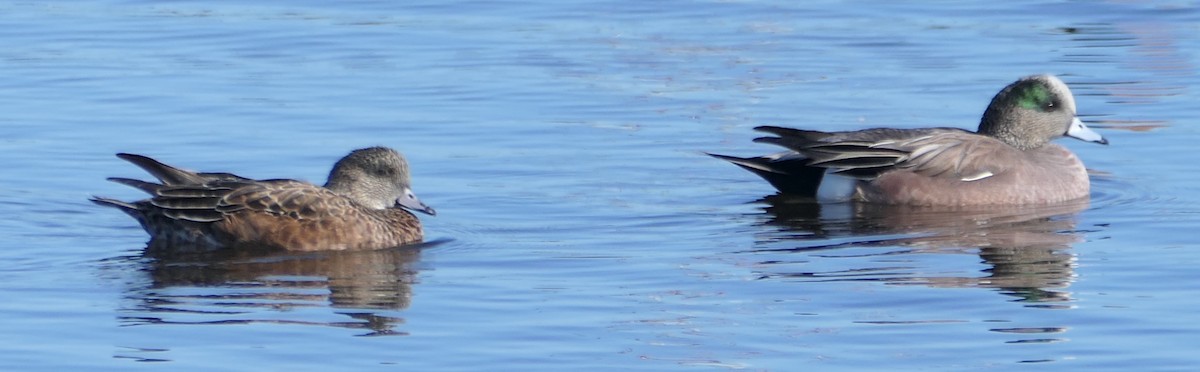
[91,147,435,252]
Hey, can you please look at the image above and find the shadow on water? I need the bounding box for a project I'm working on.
[743,196,1090,305]
[111,239,449,337]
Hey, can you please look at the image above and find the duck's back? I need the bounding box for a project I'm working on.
[148,180,423,252]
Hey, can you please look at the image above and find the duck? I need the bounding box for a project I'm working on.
[91,146,435,252]
[710,74,1108,205]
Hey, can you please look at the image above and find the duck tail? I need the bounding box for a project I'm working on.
[106,177,163,195]
[115,153,208,185]
[707,152,826,197]
[89,196,142,217]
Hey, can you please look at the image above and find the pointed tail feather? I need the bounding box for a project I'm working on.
[90,196,143,217]
[115,153,209,185]
[754,126,832,141]
[106,177,163,195]
[707,152,825,197]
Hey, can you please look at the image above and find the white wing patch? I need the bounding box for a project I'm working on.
[960,170,994,182]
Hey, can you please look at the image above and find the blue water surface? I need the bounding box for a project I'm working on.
[1,0,1198,370]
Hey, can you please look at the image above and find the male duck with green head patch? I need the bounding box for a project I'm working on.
[711,74,1108,206]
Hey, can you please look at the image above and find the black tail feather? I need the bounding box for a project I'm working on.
[115,153,208,185]
[708,153,825,197]
[90,196,141,217]
[106,177,163,195]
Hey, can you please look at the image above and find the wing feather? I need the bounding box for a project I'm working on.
[753,126,1012,181]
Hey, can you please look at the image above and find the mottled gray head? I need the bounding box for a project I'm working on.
[977,74,1107,150]
[325,147,436,215]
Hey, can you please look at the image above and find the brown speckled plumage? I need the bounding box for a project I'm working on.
[91,147,433,253]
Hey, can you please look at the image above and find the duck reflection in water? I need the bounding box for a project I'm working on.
[749,196,1089,304]
[118,242,438,336]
